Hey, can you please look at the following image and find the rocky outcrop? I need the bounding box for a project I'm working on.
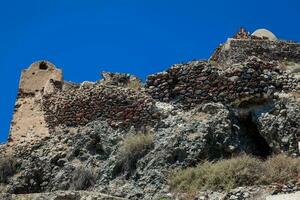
[4,98,300,199]
[258,93,300,155]
[4,103,238,199]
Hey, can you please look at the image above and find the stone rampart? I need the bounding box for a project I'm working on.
[146,59,299,109]
[42,83,160,129]
[211,39,300,65]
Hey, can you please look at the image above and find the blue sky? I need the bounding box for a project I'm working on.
[0,0,300,142]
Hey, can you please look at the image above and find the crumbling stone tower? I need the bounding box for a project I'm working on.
[9,61,63,145]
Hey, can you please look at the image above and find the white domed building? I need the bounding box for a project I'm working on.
[251,28,277,41]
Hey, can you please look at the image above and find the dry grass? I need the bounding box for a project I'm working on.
[119,133,154,172]
[169,154,300,193]
[261,154,300,184]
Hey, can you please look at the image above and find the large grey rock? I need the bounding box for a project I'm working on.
[258,93,300,155]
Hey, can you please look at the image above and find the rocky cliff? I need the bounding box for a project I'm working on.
[0,28,300,200]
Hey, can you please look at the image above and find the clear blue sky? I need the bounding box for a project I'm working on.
[0,0,299,142]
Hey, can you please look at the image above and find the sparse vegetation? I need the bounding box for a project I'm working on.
[169,154,300,193]
[0,155,17,183]
[70,166,95,190]
[261,154,300,184]
[119,133,154,172]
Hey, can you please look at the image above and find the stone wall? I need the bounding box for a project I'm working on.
[146,59,299,109]
[9,93,49,145]
[8,32,300,145]
[42,83,161,129]
[8,61,62,145]
[211,39,300,65]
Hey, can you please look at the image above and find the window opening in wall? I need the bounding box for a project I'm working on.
[39,62,48,70]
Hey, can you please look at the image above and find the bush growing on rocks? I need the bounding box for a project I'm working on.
[169,154,300,193]
[70,166,95,190]
[0,155,17,183]
[119,133,154,173]
[261,154,300,184]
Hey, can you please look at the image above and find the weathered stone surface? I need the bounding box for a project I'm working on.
[258,93,300,155]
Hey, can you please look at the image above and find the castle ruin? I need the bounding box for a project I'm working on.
[8,28,300,155]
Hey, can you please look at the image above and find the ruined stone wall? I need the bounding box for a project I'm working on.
[211,39,300,65]
[42,83,160,129]
[8,34,300,145]
[9,61,63,145]
[146,59,299,109]
[9,93,49,145]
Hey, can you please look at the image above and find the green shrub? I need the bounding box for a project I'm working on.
[119,133,154,172]
[0,155,17,183]
[70,166,95,190]
[169,154,300,193]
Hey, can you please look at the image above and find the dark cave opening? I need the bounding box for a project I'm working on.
[236,110,272,158]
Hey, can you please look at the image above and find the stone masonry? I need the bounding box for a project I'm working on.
[9,63,161,144]
[9,61,63,145]
[146,58,299,109]
[210,35,300,65]
[42,83,160,129]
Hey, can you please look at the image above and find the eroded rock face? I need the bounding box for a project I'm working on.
[5,100,299,199]
[258,93,300,155]
[2,103,237,199]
